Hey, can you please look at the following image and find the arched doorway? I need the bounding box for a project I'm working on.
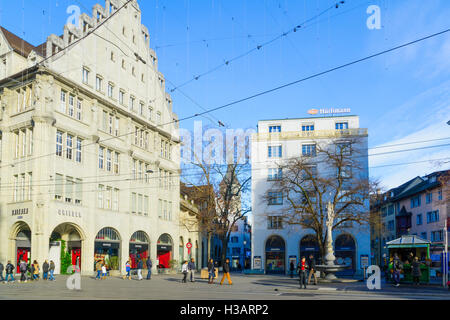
[299,234,321,264]
[49,223,84,274]
[334,234,356,276]
[157,234,173,270]
[129,231,150,269]
[265,235,286,274]
[12,222,31,268]
[95,227,121,270]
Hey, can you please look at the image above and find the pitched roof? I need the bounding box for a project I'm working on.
[387,235,430,246]
[0,26,35,57]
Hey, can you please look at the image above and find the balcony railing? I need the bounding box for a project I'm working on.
[254,128,368,141]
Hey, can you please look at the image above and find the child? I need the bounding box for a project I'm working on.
[101,264,107,280]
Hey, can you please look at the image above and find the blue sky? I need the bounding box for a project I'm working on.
[1,0,449,189]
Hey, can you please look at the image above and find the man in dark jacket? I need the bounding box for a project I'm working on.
[307,254,318,285]
[220,258,233,285]
[19,260,28,282]
[207,259,215,284]
[0,262,4,282]
[188,258,196,282]
[49,260,56,281]
[42,260,50,280]
[392,254,402,287]
[146,259,152,280]
[5,261,15,283]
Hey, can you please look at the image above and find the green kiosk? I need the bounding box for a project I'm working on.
[386,235,431,284]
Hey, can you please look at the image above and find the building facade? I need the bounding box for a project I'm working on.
[372,170,449,271]
[0,0,198,275]
[251,115,370,276]
[226,215,251,270]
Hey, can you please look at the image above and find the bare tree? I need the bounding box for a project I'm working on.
[262,136,372,261]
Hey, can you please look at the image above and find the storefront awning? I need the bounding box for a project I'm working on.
[387,235,431,248]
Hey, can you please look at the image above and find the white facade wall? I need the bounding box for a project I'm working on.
[251,116,370,275]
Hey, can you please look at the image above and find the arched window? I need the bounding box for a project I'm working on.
[130,231,149,243]
[96,227,120,241]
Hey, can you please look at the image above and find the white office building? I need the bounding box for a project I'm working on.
[251,115,370,276]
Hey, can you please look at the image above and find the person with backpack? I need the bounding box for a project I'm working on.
[42,260,49,280]
[0,261,4,282]
[4,260,15,283]
[146,258,152,280]
[297,256,308,289]
[49,260,56,281]
[392,253,402,287]
[19,260,28,283]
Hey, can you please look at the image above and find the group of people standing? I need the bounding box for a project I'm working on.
[123,258,153,280]
[390,253,423,287]
[290,254,318,289]
[0,260,56,283]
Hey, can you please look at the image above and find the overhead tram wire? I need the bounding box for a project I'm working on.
[0,140,449,190]
[168,1,346,93]
[2,25,450,169]
[1,155,449,198]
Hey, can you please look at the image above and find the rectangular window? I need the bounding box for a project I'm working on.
[105,186,112,209]
[106,149,112,172]
[19,174,25,201]
[103,111,108,131]
[115,117,119,136]
[302,124,315,132]
[335,122,348,130]
[66,134,73,160]
[108,83,114,98]
[131,192,137,214]
[13,175,18,202]
[54,174,63,201]
[148,107,153,121]
[129,96,135,111]
[60,90,66,113]
[98,185,104,208]
[139,102,144,116]
[157,112,161,125]
[96,76,102,91]
[65,176,74,203]
[28,129,33,155]
[27,172,32,200]
[113,188,119,211]
[68,95,74,117]
[14,131,19,158]
[421,232,427,240]
[268,168,282,180]
[138,194,143,214]
[269,125,281,133]
[438,190,443,201]
[21,130,26,157]
[158,199,162,218]
[302,144,316,157]
[99,146,104,169]
[267,216,283,229]
[76,99,82,121]
[425,193,432,204]
[119,90,124,105]
[108,114,113,135]
[75,178,82,205]
[411,195,421,208]
[138,161,143,180]
[114,152,119,174]
[76,138,82,163]
[416,214,423,225]
[82,68,89,84]
[144,195,149,215]
[268,145,282,158]
[268,191,283,205]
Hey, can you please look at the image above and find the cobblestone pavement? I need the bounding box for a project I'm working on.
[0,273,449,300]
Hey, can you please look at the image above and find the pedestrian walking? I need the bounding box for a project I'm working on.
[49,260,56,281]
[146,258,152,280]
[137,259,144,280]
[181,261,188,283]
[101,264,107,280]
[0,261,4,282]
[220,258,233,285]
[411,257,421,286]
[42,260,49,280]
[188,258,196,282]
[28,262,34,281]
[95,260,102,280]
[207,259,216,284]
[289,261,295,278]
[297,256,308,289]
[19,260,28,283]
[123,260,131,280]
[392,254,402,287]
[32,260,40,281]
[4,260,15,283]
[307,254,318,285]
